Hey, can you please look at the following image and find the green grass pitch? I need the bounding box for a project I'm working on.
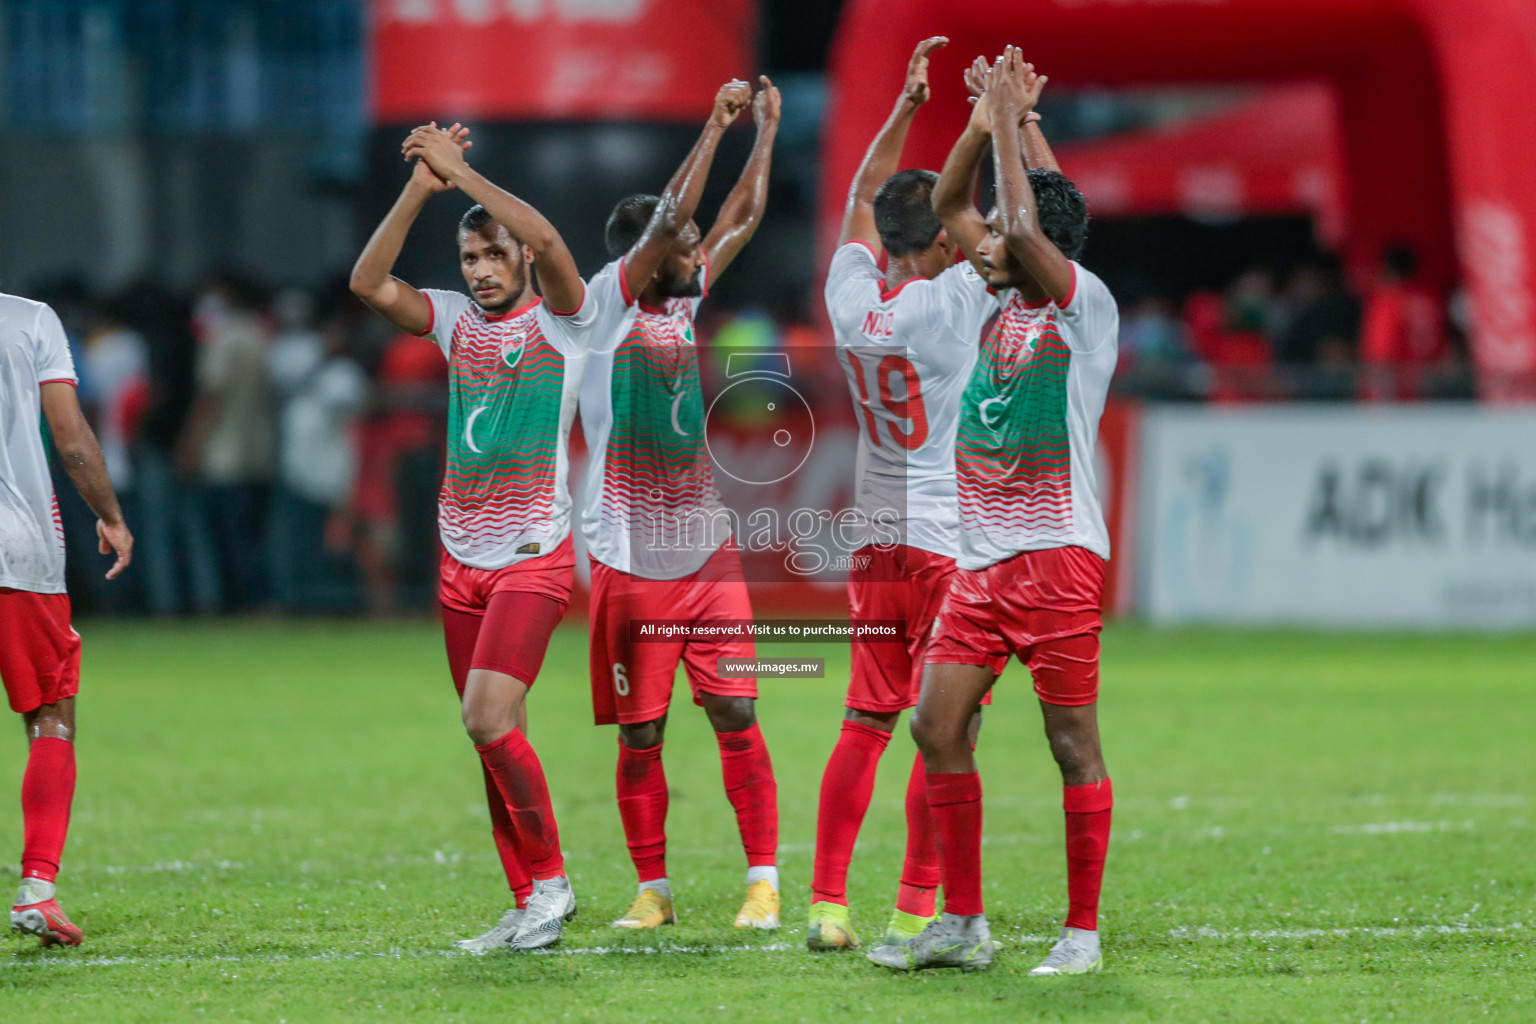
[2,620,1532,1022]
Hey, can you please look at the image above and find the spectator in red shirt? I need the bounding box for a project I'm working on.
[1360,244,1445,400]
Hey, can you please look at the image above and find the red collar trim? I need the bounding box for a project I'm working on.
[881,277,918,302]
[484,295,542,322]
[638,299,669,315]
[1019,294,1054,310]
[617,257,636,307]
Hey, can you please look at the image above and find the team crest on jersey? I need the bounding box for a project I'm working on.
[991,307,1050,378]
[501,327,529,369]
[639,309,694,349]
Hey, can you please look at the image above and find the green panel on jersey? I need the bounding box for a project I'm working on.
[605,326,711,510]
[444,338,565,509]
[955,311,1073,533]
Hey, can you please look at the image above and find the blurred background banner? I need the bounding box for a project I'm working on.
[370,0,759,122]
[823,0,1536,396]
[1137,406,1536,628]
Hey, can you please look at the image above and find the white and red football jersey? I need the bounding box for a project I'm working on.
[953,262,1119,569]
[824,242,995,559]
[577,257,727,580]
[417,289,594,570]
[0,293,77,594]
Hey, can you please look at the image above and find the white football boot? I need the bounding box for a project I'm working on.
[1029,927,1103,975]
[453,907,525,953]
[509,876,577,950]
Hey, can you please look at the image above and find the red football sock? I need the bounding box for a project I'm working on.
[811,720,891,904]
[926,771,983,916]
[20,737,75,885]
[1063,778,1114,931]
[476,729,564,879]
[896,752,940,917]
[716,723,778,868]
[616,740,669,882]
[481,764,533,907]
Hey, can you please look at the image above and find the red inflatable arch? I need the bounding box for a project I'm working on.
[822,0,1536,391]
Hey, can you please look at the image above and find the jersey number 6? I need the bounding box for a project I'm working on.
[612,663,630,697]
[846,351,930,451]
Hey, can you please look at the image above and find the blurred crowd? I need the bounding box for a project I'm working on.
[41,273,445,617]
[1114,245,1473,402]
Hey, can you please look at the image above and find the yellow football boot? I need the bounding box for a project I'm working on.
[732,880,780,930]
[610,888,676,929]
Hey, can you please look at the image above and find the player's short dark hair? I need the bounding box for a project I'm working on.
[873,169,943,258]
[1028,169,1089,261]
[458,204,522,247]
[605,194,661,260]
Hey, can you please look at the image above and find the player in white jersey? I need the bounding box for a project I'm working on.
[351,120,598,950]
[2,292,134,946]
[578,79,784,932]
[807,36,1002,956]
[872,50,1119,975]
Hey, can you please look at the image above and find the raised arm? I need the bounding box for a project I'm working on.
[350,125,470,334]
[987,48,1073,302]
[404,124,585,314]
[932,82,994,275]
[838,36,947,253]
[701,76,781,281]
[625,80,752,299]
[40,382,131,579]
[965,54,1055,172]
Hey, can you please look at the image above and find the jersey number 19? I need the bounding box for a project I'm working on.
[845,351,929,451]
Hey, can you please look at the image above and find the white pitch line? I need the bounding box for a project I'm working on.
[2,943,801,969]
[1165,922,1524,941]
[3,923,1522,970]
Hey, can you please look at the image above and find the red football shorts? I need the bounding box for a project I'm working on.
[0,588,81,713]
[926,545,1106,706]
[846,544,959,713]
[439,538,574,691]
[588,542,757,726]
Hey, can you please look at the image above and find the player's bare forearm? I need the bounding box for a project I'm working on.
[623,121,728,298]
[625,81,750,296]
[705,120,777,279]
[351,180,433,334]
[933,124,991,266]
[993,118,1073,301]
[449,167,584,313]
[839,97,920,249]
[1022,121,1061,174]
[41,383,123,527]
[933,124,987,220]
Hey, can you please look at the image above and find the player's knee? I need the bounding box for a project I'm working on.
[844,707,899,733]
[461,703,508,747]
[702,694,755,733]
[618,719,665,749]
[27,711,73,743]
[28,718,72,742]
[1045,718,1102,777]
[909,710,959,756]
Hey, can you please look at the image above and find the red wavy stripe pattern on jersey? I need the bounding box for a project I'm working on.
[599,310,725,556]
[441,308,565,556]
[955,298,1074,546]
